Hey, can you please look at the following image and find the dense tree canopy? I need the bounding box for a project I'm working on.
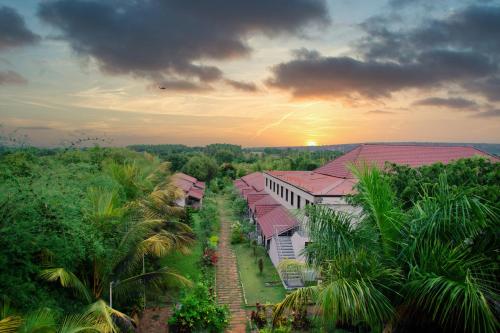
[384,157,500,210]
[0,147,191,324]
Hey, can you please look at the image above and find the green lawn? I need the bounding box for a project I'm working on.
[233,242,287,306]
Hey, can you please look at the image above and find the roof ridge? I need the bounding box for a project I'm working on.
[340,144,363,179]
[362,143,480,149]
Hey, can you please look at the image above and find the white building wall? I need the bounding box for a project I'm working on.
[314,196,362,216]
[175,197,186,207]
[290,232,308,263]
[268,237,280,268]
[263,173,315,210]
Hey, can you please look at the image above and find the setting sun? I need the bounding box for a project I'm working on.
[306,140,318,147]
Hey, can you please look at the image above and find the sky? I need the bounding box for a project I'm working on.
[0,0,499,147]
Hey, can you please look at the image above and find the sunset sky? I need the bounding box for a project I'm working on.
[0,0,499,147]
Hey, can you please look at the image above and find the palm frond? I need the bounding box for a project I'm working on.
[404,242,499,333]
[301,205,364,266]
[114,267,192,298]
[18,308,56,333]
[57,313,101,333]
[39,268,92,303]
[84,187,123,224]
[86,300,131,333]
[0,316,22,333]
[317,277,394,329]
[118,219,164,250]
[350,163,404,256]
[273,286,319,324]
[407,174,497,249]
[139,188,184,220]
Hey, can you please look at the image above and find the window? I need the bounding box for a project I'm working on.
[297,195,301,209]
[280,185,283,198]
[266,178,268,187]
[305,199,310,206]
[286,189,288,201]
[291,192,294,206]
[273,182,275,192]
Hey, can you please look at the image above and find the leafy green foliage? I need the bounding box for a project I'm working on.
[276,164,499,333]
[182,154,218,181]
[385,157,500,210]
[0,147,192,321]
[168,283,229,332]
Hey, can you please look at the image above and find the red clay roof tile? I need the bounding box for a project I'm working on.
[314,144,498,179]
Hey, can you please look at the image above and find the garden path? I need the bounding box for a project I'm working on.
[216,197,249,332]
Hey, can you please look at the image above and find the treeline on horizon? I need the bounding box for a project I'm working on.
[127,143,343,181]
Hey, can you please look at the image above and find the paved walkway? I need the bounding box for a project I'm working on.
[216,198,249,333]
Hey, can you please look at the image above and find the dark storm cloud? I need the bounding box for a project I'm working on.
[413,97,479,109]
[268,4,500,102]
[359,5,500,62]
[0,70,27,85]
[267,49,495,98]
[412,5,500,56]
[465,77,500,102]
[0,6,40,51]
[38,0,328,88]
[225,79,258,92]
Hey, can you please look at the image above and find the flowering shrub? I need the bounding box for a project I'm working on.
[202,247,218,266]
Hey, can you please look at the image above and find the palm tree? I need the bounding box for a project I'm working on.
[0,299,102,333]
[38,182,193,331]
[274,165,499,332]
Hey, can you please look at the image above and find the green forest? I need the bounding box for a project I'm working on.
[0,142,499,333]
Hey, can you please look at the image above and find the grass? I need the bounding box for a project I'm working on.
[216,192,287,306]
[233,241,287,306]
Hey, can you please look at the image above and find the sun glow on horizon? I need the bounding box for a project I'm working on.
[306,140,318,147]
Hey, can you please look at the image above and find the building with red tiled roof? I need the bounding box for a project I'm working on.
[264,144,498,209]
[314,144,498,179]
[172,172,205,208]
[233,144,499,289]
[256,206,298,240]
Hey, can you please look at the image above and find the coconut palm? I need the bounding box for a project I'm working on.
[39,266,190,333]
[274,165,499,332]
[0,299,102,333]
[38,182,193,331]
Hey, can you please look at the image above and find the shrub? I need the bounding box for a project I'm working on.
[232,196,248,217]
[208,235,219,248]
[250,303,267,329]
[230,221,245,244]
[169,283,230,333]
[202,247,218,266]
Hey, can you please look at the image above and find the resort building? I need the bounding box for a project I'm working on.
[172,172,205,208]
[234,144,498,289]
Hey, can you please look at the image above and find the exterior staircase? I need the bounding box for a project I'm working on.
[274,234,304,289]
[276,236,295,260]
